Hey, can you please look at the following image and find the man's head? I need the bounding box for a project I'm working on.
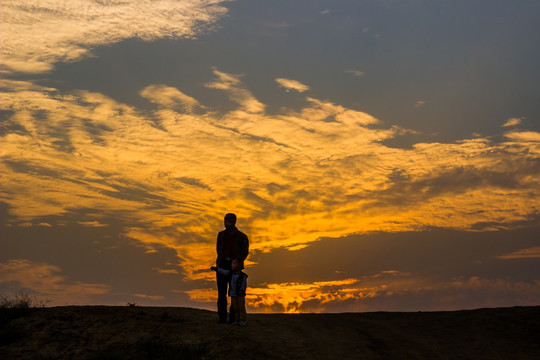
[224,213,237,229]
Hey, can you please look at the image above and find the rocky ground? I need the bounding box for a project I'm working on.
[1,305,538,359]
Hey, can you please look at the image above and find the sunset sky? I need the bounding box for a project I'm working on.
[1,0,539,312]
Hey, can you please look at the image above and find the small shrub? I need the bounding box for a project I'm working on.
[1,294,43,330]
[0,292,49,309]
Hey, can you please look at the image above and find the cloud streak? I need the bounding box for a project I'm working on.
[345,69,364,77]
[503,117,523,127]
[497,247,540,259]
[276,78,310,92]
[414,100,426,108]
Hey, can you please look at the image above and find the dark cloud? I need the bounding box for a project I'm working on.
[3,157,180,210]
[3,159,64,179]
[245,225,540,311]
[362,160,540,211]
[300,278,540,313]
[0,202,199,306]
[266,182,290,196]
[248,225,540,285]
[176,177,211,190]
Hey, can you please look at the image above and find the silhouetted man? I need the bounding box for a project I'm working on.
[216,213,249,323]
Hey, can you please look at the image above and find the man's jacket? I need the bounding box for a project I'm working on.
[216,227,249,268]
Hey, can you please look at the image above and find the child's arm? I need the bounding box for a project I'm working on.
[218,267,230,276]
[240,275,247,293]
[210,266,230,276]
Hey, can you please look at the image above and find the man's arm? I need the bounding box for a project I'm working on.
[241,233,249,261]
[216,232,222,266]
[216,233,221,255]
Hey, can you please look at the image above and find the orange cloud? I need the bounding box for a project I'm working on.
[134,293,165,301]
[496,247,540,259]
[187,271,540,313]
[186,278,376,313]
[1,70,539,288]
[152,268,180,275]
[77,221,109,227]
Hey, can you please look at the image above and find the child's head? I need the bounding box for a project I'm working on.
[231,259,242,272]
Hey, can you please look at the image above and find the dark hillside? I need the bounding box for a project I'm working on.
[1,306,538,359]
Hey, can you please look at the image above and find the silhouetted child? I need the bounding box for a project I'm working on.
[211,259,248,326]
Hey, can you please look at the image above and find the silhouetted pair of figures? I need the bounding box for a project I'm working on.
[212,213,249,325]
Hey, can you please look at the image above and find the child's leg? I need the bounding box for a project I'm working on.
[231,296,239,322]
[237,296,247,323]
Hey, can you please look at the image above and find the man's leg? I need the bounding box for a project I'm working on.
[216,271,228,322]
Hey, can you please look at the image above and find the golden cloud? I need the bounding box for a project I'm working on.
[187,272,540,313]
[140,84,201,112]
[205,68,266,113]
[502,117,523,127]
[1,70,539,285]
[186,278,375,313]
[505,131,540,143]
[275,78,310,92]
[1,0,229,73]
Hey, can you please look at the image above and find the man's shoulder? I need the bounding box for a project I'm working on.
[218,228,248,240]
[235,229,248,239]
